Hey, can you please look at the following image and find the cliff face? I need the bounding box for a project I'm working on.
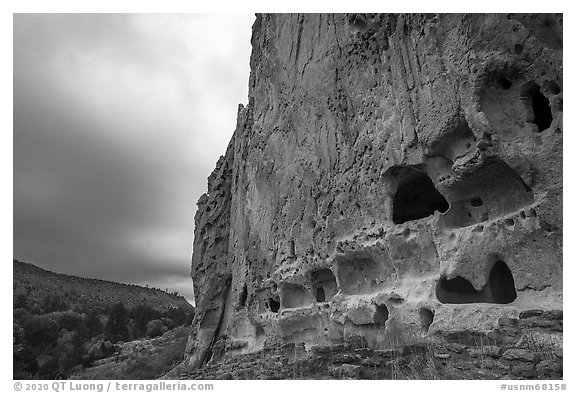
[186,14,562,368]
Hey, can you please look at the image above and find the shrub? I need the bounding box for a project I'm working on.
[145,320,167,338]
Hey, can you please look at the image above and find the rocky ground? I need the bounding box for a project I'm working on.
[169,308,561,380]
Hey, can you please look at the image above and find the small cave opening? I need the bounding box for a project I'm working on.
[239,284,248,308]
[392,167,449,224]
[487,261,517,304]
[532,88,553,132]
[470,197,483,207]
[419,308,434,332]
[311,268,338,302]
[374,304,389,327]
[316,287,326,302]
[281,283,313,309]
[436,260,517,304]
[268,298,280,313]
[255,324,265,337]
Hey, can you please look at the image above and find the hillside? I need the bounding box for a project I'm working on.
[13,260,193,313]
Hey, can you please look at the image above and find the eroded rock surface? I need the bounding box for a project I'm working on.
[186,13,562,377]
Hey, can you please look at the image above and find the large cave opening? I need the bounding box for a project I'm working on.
[392,167,449,224]
[311,268,338,302]
[439,158,534,229]
[436,260,517,304]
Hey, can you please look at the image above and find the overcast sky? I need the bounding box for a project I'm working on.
[13,14,255,305]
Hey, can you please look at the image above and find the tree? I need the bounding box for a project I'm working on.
[22,315,59,347]
[14,294,28,310]
[105,303,129,343]
[130,304,159,338]
[41,294,69,313]
[84,310,103,338]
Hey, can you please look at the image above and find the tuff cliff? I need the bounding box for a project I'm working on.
[185,13,562,374]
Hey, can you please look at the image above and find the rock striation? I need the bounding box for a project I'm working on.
[186,13,562,376]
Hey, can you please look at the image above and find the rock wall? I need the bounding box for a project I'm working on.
[186,13,562,373]
[173,308,562,380]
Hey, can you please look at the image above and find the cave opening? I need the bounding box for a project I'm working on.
[532,88,553,132]
[281,283,313,309]
[496,76,512,90]
[436,260,517,304]
[438,158,534,229]
[268,298,280,313]
[316,287,326,302]
[311,268,338,302]
[419,308,434,332]
[239,284,248,308]
[374,304,389,327]
[392,168,449,224]
[255,324,265,337]
[471,197,483,207]
[488,261,517,304]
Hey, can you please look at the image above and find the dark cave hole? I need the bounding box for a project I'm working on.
[419,308,434,332]
[496,76,512,90]
[374,304,389,327]
[532,88,553,132]
[316,287,326,302]
[239,284,248,307]
[438,276,478,296]
[514,43,524,55]
[488,261,517,304]
[393,169,449,224]
[268,298,280,313]
[436,260,517,304]
[471,197,483,207]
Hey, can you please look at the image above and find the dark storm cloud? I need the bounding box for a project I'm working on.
[13,14,254,304]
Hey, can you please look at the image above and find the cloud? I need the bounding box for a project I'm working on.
[13,14,255,305]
